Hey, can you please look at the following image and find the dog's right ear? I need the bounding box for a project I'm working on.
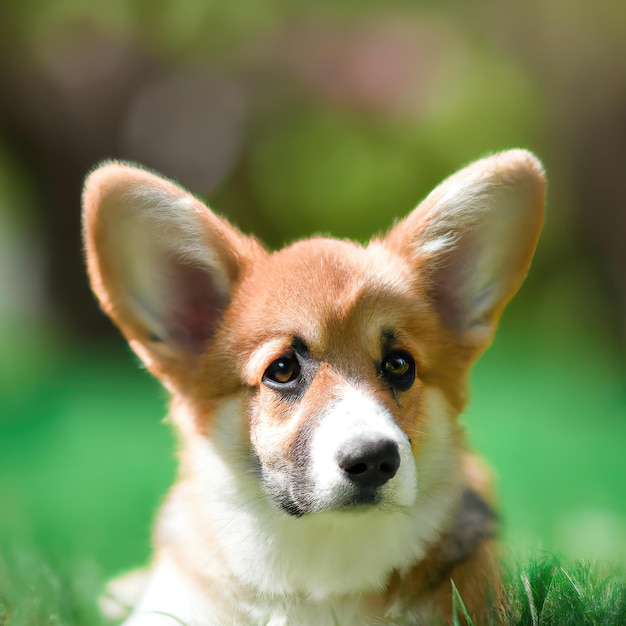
[382,150,544,360]
[83,163,265,387]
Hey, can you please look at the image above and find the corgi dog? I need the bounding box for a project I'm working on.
[83,150,545,625]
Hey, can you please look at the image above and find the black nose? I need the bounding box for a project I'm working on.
[337,438,400,489]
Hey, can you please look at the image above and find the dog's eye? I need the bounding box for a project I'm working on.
[381,350,416,391]
[263,354,301,387]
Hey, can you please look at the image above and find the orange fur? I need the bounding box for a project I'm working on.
[84,150,545,625]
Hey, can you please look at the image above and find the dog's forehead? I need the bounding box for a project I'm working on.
[231,238,418,352]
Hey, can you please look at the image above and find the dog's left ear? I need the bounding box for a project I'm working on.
[383,150,545,356]
[83,162,265,387]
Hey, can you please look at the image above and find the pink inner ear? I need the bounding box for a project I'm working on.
[166,263,230,355]
[429,235,476,335]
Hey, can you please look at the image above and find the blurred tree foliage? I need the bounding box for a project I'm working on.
[0,0,624,344]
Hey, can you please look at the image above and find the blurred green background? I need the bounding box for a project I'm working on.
[1,0,625,587]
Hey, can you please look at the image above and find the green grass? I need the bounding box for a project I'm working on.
[0,544,109,626]
[0,546,623,625]
[451,555,626,626]
[501,556,625,626]
[452,579,474,625]
[0,337,175,576]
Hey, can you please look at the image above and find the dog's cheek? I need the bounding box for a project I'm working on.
[248,392,323,508]
[248,392,301,471]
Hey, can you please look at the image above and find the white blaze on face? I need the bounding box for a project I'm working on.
[308,386,417,510]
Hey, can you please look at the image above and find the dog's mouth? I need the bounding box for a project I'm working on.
[271,482,387,518]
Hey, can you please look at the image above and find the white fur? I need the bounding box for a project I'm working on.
[127,387,461,625]
[307,385,417,510]
[126,555,219,625]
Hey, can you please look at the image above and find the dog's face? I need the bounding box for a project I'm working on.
[83,151,544,523]
[223,240,424,516]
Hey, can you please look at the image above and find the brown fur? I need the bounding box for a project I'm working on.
[83,150,544,625]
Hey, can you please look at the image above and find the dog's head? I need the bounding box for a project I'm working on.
[83,151,544,519]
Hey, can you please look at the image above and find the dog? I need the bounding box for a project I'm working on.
[83,149,545,625]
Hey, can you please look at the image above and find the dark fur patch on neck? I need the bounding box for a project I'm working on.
[422,488,498,590]
[441,488,498,565]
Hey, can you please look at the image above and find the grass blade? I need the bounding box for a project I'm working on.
[451,579,474,626]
